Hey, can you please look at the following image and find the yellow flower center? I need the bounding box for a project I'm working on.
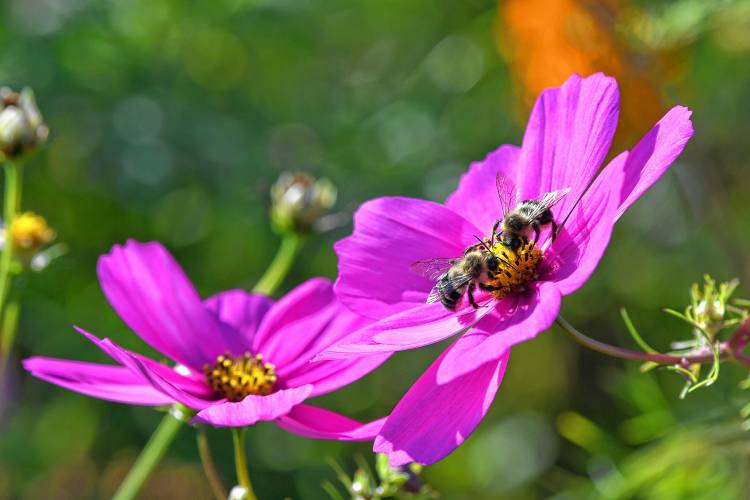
[485,239,543,300]
[11,212,55,252]
[204,353,277,401]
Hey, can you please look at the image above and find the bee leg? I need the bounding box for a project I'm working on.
[467,282,479,309]
[550,220,559,241]
[490,219,501,245]
[532,223,541,243]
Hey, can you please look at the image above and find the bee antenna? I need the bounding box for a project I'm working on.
[556,181,593,238]
[473,235,492,253]
[497,254,520,271]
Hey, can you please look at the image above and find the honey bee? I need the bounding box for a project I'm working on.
[493,173,570,250]
[411,173,570,311]
[410,239,506,310]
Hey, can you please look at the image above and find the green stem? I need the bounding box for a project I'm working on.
[112,408,187,500]
[0,299,20,369]
[0,161,21,334]
[556,315,719,366]
[197,427,227,500]
[232,428,257,500]
[0,161,21,368]
[252,234,302,295]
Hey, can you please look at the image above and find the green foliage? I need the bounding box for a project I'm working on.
[624,275,749,397]
[325,455,437,500]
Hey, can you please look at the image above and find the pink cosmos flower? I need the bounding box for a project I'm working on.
[320,73,694,464]
[24,240,388,439]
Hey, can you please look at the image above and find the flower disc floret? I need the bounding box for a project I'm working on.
[205,352,277,401]
[486,240,542,300]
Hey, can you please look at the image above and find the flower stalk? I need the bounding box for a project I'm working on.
[0,160,22,367]
[232,428,257,500]
[557,315,750,369]
[252,234,302,296]
[0,299,20,367]
[197,427,227,500]
[112,406,188,500]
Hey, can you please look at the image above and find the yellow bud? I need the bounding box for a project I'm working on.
[10,212,55,253]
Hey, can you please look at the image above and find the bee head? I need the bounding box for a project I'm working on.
[485,254,500,271]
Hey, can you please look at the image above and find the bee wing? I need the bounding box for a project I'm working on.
[495,171,518,217]
[426,272,474,304]
[410,258,456,281]
[526,187,571,220]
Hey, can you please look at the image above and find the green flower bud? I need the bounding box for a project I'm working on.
[688,275,739,338]
[0,87,49,160]
[270,172,337,234]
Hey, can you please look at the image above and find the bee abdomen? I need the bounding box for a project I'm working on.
[439,280,464,310]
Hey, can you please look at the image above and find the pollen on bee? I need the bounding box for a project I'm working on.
[485,239,543,300]
[204,352,277,401]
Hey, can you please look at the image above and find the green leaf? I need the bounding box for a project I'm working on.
[322,481,345,500]
[621,307,658,353]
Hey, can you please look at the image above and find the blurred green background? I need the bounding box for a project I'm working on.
[1,0,750,498]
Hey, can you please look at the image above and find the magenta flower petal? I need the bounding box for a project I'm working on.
[276,404,386,441]
[517,73,619,217]
[436,282,560,383]
[374,341,510,466]
[76,327,217,410]
[545,167,622,295]
[252,278,340,371]
[29,240,383,435]
[204,290,274,349]
[191,385,313,427]
[276,294,373,376]
[334,197,481,319]
[317,302,493,360]
[73,327,212,394]
[445,145,521,232]
[277,293,390,395]
[285,353,390,398]
[97,240,245,369]
[23,357,173,406]
[594,105,694,220]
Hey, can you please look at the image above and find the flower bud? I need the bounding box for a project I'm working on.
[227,486,250,500]
[270,172,337,234]
[11,212,55,253]
[0,87,49,159]
[689,275,739,337]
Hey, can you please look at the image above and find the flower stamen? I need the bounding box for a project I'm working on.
[485,239,543,300]
[204,353,277,401]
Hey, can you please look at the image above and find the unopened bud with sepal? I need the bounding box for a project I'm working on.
[0,87,48,160]
[269,172,337,234]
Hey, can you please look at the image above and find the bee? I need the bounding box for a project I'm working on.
[411,172,571,311]
[410,239,510,310]
[493,173,570,250]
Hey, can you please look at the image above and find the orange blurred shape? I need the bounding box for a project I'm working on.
[497,0,664,145]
